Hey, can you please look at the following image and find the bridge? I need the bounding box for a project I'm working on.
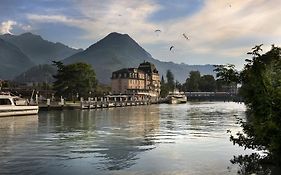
[185,92,242,102]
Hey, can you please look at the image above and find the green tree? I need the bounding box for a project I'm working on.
[53,61,97,99]
[160,75,169,97]
[186,71,201,92]
[214,64,239,85]
[215,45,281,167]
[175,80,184,91]
[199,75,216,92]
[166,70,175,92]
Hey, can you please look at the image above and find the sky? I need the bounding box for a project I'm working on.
[0,0,281,69]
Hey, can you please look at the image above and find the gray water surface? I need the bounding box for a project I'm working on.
[0,102,252,175]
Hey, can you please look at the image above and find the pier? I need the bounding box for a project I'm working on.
[38,95,152,110]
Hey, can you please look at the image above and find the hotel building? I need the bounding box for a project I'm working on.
[111,62,161,98]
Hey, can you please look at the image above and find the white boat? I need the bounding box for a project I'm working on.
[167,90,187,104]
[0,94,38,117]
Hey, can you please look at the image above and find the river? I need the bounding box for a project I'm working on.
[0,102,254,175]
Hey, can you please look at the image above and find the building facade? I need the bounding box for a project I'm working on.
[111,62,160,98]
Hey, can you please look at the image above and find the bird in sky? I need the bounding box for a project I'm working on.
[169,46,174,51]
[183,33,189,40]
[155,29,161,32]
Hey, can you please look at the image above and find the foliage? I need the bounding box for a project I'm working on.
[95,84,111,97]
[216,45,281,166]
[214,64,240,85]
[199,75,216,92]
[185,71,201,92]
[160,76,169,98]
[52,61,97,99]
[175,80,185,92]
[166,69,175,91]
[185,71,216,92]
[230,153,273,175]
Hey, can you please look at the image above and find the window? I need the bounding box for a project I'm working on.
[0,99,12,105]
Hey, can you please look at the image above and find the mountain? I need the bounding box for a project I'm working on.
[0,38,34,79]
[0,33,83,65]
[63,32,214,84]
[14,64,57,83]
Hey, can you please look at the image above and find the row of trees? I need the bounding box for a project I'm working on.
[160,69,230,98]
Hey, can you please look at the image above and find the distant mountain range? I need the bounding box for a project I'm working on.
[0,38,34,79]
[14,64,57,83]
[0,32,214,84]
[0,32,82,65]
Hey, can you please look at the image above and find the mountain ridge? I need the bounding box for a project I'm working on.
[63,32,214,84]
[0,32,83,65]
[0,38,34,79]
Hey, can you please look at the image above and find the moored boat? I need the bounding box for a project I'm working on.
[0,94,38,117]
[167,90,187,104]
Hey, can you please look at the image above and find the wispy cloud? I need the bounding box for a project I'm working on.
[27,14,76,24]
[10,0,281,67]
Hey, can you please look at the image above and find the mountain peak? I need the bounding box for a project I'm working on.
[86,32,140,52]
[106,32,129,38]
[19,32,43,40]
[101,32,132,43]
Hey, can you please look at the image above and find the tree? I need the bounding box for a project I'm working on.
[166,70,175,92]
[160,75,169,98]
[186,71,201,92]
[215,45,281,167]
[199,75,216,92]
[214,64,239,85]
[53,61,97,99]
[175,80,184,91]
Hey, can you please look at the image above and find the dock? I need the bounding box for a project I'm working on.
[38,95,152,110]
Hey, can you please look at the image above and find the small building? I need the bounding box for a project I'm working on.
[111,62,161,99]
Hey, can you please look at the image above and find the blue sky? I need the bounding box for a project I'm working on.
[0,0,281,69]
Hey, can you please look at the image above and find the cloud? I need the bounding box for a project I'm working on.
[0,20,17,34]
[27,14,75,23]
[24,0,281,67]
[0,20,32,34]
[19,24,32,31]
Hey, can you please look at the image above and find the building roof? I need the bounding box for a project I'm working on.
[112,68,145,74]
[138,61,158,74]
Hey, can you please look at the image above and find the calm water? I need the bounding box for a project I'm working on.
[0,102,254,175]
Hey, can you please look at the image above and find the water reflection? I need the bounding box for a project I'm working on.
[0,102,258,175]
[38,106,160,171]
[0,115,38,174]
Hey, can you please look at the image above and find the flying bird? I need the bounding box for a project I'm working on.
[154,29,161,32]
[183,33,189,40]
[169,46,174,51]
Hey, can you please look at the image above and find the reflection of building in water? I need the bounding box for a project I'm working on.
[94,106,160,170]
[41,106,160,170]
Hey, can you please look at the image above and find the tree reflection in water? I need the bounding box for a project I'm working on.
[231,153,271,175]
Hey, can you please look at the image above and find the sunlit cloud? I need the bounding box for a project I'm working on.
[27,14,76,24]
[6,0,281,67]
[0,20,17,34]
